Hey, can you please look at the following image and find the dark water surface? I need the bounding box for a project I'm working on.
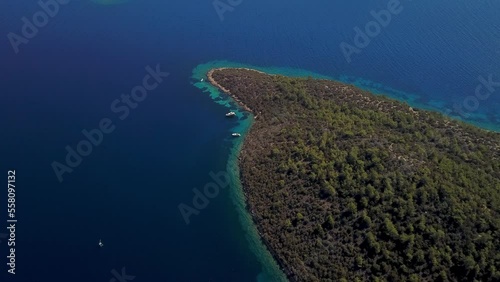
[1,0,499,281]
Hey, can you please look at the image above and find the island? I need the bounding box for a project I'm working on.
[207,68,500,281]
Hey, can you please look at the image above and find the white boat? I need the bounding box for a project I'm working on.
[200,78,204,82]
[232,133,241,137]
[99,239,103,248]
[225,111,236,117]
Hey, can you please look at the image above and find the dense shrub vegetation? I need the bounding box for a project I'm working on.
[211,69,500,282]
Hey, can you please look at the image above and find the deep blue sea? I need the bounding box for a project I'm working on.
[1,0,499,281]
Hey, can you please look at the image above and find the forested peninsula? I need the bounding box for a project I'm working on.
[208,68,500,281]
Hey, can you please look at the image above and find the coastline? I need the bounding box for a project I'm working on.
[207,68,298,282]
[205,66,500,281]
[200,61,500,132]
[207,68,260,118]
[196,60,500,281]
[193,62,289,282]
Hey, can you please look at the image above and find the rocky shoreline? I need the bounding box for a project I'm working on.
[207,68,268,119]
[205,67,500,281]
[207,68,296,281]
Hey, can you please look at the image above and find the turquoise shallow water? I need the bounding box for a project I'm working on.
[191,58,500,281]
[1,1,499,281]
[192,62,287,281]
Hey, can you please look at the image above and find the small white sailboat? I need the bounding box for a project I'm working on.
[232,133,241,137]
[98,239,104,248]
[200,78,204,82]
[225,111,236,117]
